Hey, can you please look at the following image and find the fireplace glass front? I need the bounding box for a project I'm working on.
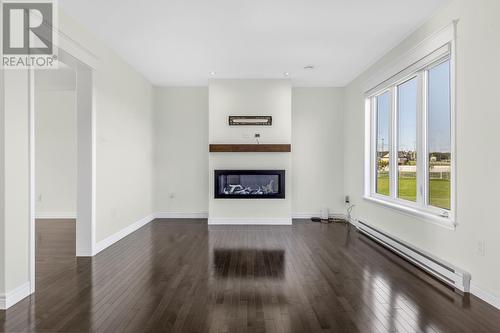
[214,170,285,199]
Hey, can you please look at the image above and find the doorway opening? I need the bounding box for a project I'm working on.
[30,48,95,293]
[34,60,77,283]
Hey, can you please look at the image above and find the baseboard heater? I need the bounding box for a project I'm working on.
[355,220,471,293]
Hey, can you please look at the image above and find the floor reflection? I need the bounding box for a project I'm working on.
[212,248,285,279]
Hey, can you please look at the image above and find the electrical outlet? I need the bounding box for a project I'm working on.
[345,195,350,204]
[37,194,42,202]
[477,240,486,257]
[254,133,260,138]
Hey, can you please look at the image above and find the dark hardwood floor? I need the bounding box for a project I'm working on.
[1,219,500,332]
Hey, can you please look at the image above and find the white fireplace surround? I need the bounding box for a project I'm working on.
[208,79,292,225]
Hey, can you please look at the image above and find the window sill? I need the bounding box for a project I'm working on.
[363,195,456,230]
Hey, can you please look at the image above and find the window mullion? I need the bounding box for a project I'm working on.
[390,86,398,199]
[417,72,427,207]
[450,48,456,219]
[371,97,377,195]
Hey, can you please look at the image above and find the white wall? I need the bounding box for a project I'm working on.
[292,87,344,216]
[152,86,345,217]
[35,87,77,217]
[2,70,30,295]
[343,0,500,303]
[153,87,208,214]
[58,11,155,243]
[209,80,292,144]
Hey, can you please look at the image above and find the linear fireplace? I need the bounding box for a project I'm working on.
[214,170,285,199]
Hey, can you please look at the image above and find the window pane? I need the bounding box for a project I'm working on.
[397,78,418,202]
[428,60,451,210]
[376,92,390,196]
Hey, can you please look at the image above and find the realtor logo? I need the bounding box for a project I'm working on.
[2,0,58,68]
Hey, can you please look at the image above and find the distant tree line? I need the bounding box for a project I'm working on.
[429,152,451,162]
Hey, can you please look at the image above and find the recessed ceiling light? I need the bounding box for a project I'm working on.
[304,65,315,70]
[209,71,216,76]
[283,72,290,77]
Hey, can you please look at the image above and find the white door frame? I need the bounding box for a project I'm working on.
[29,36,98,293]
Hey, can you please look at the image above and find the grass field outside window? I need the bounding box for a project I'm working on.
[376,173,450,209]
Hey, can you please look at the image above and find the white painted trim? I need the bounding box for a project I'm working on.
[155,212,208,219]
[156,212,350,222]
[35,212,77,219]
[73,54,95,257]
[291,212,346,219]
[94,214,156,255]
[363,196,455,230]
[28,68,36,294]
[363,21,457,93]
[291,213,316,219]
[208,217,292,225]
[54,20,100,69]
[90,63,97,255]
[0,282,31,310]
[0,58,5,308]
[471,284,500,310]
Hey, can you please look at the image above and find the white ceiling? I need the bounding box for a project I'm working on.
[59,0,448,86]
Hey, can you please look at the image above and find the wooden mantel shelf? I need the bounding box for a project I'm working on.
[209,144,291,153]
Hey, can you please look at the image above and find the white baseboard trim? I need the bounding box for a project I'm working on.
[94,213,156,255]
[208,217,292,225]
[35,211,77,219]
[0,282,31,310]
[471,284,500,310]
[292,212,347,219]
[155,212,208,219]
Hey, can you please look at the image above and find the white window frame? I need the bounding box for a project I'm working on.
[363,23,457,229]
